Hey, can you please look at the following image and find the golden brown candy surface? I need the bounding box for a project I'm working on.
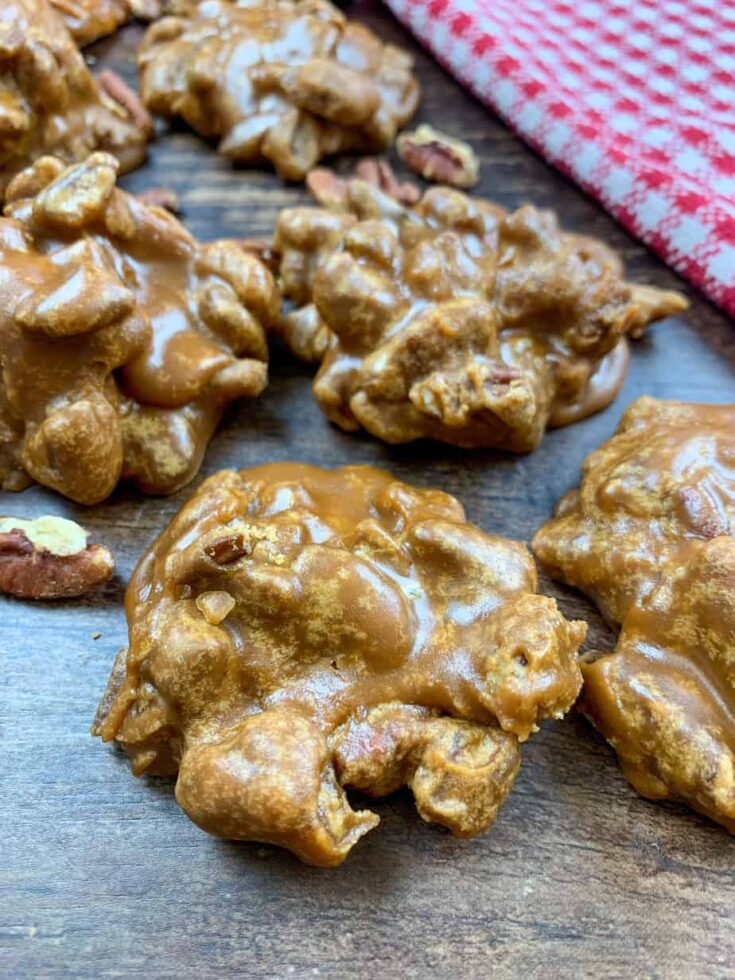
[534,397,735,831]
[137,0,420,180]
[49,0,129,45]
[94,462,585,865]
[533,397,735,624]
[0,0,151,198]
[273,179,687,451]
[0,153,276,503]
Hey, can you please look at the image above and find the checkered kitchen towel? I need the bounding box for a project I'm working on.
[385,0,735,317]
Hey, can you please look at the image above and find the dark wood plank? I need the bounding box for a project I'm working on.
[2,4,734,977]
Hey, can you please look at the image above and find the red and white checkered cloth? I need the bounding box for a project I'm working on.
[385,0,735,317]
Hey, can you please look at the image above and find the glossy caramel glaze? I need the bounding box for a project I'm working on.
[0,153,277,503]
[49,0,129,45]
[93,462,585,865]
[137,0,420,180]
[0,0,151,197]
[533,398,735,832]
[582,538,735,833]
[533,397,735,625]
[273,179,687,451]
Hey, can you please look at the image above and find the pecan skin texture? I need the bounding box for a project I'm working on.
[0,516,114,599]
[0,0,151,199]
[93,462,585,865]
[397,125,480,188]
[534,398,735,833]
[0,153,276,503]
[137,0,420,180]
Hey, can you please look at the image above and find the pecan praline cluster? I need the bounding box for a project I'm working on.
[533,397,735,832]
[0,153,277,504]
[94,462,586,865]
[273,176,688,451]
[0,0,152,199]
[137,0,420,180]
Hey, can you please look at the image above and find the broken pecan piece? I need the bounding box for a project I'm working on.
[0,515,114,599]
[50,0,129,46]
[93,462,585,865]
[353,158,420,205]
[397,124,480,188]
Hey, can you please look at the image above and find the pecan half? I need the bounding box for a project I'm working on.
[0,515,115,600]
[397,125,480,188]
[98,70,153,133]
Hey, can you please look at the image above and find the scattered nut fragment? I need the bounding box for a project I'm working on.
[0,153,277,503]
[353,159,420,205]
[93,462,586,865]
[97,71,153,134]
[533,397,735,833]
[0,515,114,599]
[137,0,420,180]
[397,125,480,188]
[0,0,152,200]
[272,176,688,447]
[306,159,419,209]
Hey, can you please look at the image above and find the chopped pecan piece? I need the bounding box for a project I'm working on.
[0,153,277,503]
[353,158,420,204]
[93,462,585,865]
[272,177,687,448]
[0,515,114,599]
[137,0,420,180]
[397,124,480,188]
[97,71,152,134]
[0,0,152,199]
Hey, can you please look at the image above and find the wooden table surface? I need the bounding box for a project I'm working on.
[2,4,734,977]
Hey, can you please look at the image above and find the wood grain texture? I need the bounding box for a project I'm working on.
[2,3,735,977]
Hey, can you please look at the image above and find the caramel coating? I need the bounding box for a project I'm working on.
[0,153,277,504]
[533,397,735,625]
[137,0,420,180]
[93,463,585,865]
[582,537,735,833]
[49,0,129,45]
[533,398,735,832]
[273,179,687,450]
[0,0,151,198]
